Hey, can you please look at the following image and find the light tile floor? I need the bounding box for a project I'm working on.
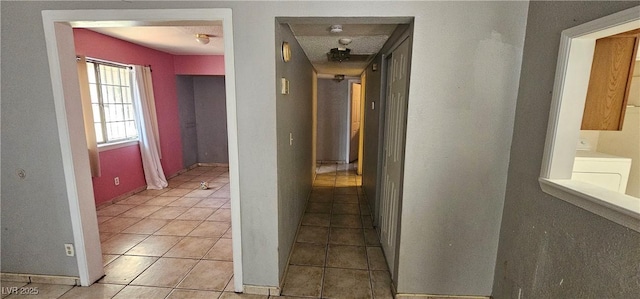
[1,164,393,299]
[279,163,394,299]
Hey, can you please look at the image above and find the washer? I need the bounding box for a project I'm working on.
[573,150,632,193]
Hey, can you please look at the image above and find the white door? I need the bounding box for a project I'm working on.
[379,38,410,276]
[349,83,362,162]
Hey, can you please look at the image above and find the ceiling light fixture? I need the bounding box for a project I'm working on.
[330,25,343,33]
[338,38,352,45]
[195,34,210,45]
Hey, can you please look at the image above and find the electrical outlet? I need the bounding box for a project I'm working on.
[64,244,75,257]
[114,177,120,186]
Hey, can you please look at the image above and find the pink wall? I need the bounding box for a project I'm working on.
[74,29,184,205]
[174,55,225,75]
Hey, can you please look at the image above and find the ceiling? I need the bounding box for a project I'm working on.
[89,25,224,55]
[287,23,399,76]
[84,18,412,76]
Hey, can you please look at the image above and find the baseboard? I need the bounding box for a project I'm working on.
[197,162,229,167]
[243,285,280,296]
[395,294,490,299]
[1,273,79,286]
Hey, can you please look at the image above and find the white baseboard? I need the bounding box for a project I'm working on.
[1,273,79,286]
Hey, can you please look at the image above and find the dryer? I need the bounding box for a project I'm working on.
[573,150,632,193]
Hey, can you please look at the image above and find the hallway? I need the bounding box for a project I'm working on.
[280,163,393,299]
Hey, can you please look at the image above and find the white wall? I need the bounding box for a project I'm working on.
[316,79,350,162]
[1,1,528,294]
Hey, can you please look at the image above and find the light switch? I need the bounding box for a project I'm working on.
[281,78,289,95]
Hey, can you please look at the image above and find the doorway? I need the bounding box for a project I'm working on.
[42,9,243,291]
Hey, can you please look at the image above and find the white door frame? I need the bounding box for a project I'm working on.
[41,9,243,291]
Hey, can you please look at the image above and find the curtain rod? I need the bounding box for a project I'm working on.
[75,56,152,71]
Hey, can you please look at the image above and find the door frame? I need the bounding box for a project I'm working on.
[346,79,362,163]
[41,9,243,290]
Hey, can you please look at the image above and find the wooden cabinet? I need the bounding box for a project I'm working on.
[581,29,639,131]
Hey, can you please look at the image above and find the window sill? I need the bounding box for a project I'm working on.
[539,178,640,232]
[98,140,139,152]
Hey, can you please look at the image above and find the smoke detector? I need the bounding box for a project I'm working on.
[338,38,352,45]
[330,25,343,33]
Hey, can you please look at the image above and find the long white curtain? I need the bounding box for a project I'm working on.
[76,56,101,177]
[132,66,168,189]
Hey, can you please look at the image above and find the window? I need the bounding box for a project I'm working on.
[540,6,640,232]
[86,60,138,144]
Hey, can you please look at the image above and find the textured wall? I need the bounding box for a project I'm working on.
[174,55,225,76]
[194,76,228,164]
[275,22,315,281]
[316,79,349,162]
[176,76,198,168]
[492,1,640,298]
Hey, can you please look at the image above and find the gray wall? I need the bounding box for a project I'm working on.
[194,76,228,164]
[2,1,528,293]
[177,75,228,167]
[176,76,198,167]
[275,22,314,281]
[316,79,349,162]
[492,2,640,298]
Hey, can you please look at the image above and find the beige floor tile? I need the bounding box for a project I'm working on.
[96,216,113,224]
[207,208,231,222]
[331,214,362,228]
[224,276,235,292]
[204,238,233,261]
[194,197,227,208]
[119,205,163,218]
[333,194,359,203]
[122,218,170,234]
[147,206,188,220]
[362,215,374,229]
[309,194,333,203]
[117,195,155,205]
[329,228,365,246]
[161,188,192,197]
[99,232,117,243]
[370,270,393,299]
[112,285,171,299]
[296,226,329,244]
[313,180,335,187]
[101,233,148,254]
[164,237,217,259]
[289,242,325,266]
[167,289,222,299]
[221,227,233,239]
[221,202,232,209]
[166,197,202,207]
[58,283,124,299]
[100,255,157,284]
[360,204,371,215]
[142,196,180,206]
[280,265,323,297]
[175,181,201,189]
[176,207,216,220]
[367,247,388,271]
[334,186,358,195]
[125,235,182,256]
[131,258,198,287]
[305,202,332,214]
[177,260,233,291]
[332,203,360,215]
[3,283,72,299]
[364,228,380,246]
[102,254,119,266]
[212,189,231,198]
[137,189,169,196]
[184,189,215,198]
[219,292,269,299]
[327,245,368,269]
[322,268,372,299]
[301,213,331,227]
[153,220,201,236]
[189,221,230,237]
[98,217,142,233]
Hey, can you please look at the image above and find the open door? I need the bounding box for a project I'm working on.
[349,82,362,162]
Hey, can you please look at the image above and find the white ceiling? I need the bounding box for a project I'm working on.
[288,23,399,76]
[89,25,224,55]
